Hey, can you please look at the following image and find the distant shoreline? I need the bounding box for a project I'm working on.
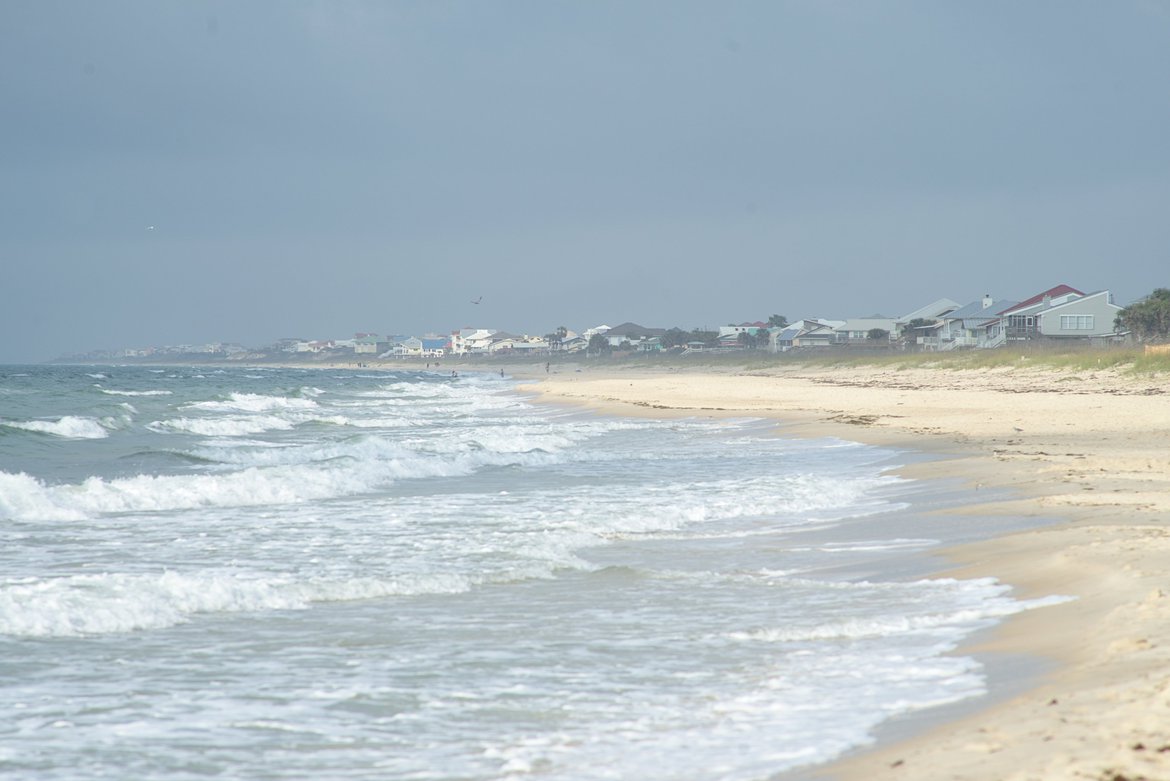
[34,341,1170,376]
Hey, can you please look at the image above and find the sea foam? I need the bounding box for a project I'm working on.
[1,416,110,439]
[149,415,299,437]
[0,443,506,521]
[0,569,491,637]
[96,388,173,396]
[185,393,319,413]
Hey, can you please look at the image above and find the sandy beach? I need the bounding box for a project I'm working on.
[516,362,1170,781]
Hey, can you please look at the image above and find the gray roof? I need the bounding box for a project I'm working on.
[606,322,667,338]
[898,298,962,323]
[945,299,1019,322]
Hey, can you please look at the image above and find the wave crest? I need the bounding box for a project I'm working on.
[1,416,109,439]
[0,569,485,637]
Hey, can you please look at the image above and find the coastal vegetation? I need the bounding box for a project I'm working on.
[1116,287,1170,342]
[549,344,1170,376]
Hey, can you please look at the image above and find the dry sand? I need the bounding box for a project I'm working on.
[516,362,1170,781]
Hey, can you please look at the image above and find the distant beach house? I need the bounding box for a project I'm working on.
[583,325,612,339]
[984,284,1121,345]
[717,322,769,348]
[295,340,335,353]
[354,334,388,355]
[774,319,843,351]
[450,329,497,355]
[832,317,898,345]
[603,322,667,349]
[1010,289,1123,343]
[485,333,527,353]
[775,326,802,351]
[385,336,423,358]
[559,335,588,353]
[994,284,1085,344]
[793,321,840,349]
[718,322,768,337]
[895,298,961,341]
[919,296,1018,351]
[911,284,1123,350]
[420,336,449,357]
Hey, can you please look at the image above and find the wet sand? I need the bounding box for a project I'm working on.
[516,362,1170,781]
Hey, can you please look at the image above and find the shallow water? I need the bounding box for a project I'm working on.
[0,365,1061,779]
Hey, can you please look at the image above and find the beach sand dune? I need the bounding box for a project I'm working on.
[519,363,1170,781]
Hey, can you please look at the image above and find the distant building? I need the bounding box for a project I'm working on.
[895,298,962,339]
[421,336,449,356]
[996,284,1086,343]
[583,325,611,339]
[604,322,667,348]
[560,335,588,352]
[354,333,387,355]
[832,318,898,344]
[450,329,497,355]
[1035,290,1123,340]
[386,336,423,357]
[919,296,1018,351]
[717,322,769,348]
[773,319,845,351]
[296,340,335,353]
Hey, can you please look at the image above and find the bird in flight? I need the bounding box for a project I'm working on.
[471,296,482,305]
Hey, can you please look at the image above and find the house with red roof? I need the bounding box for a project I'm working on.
[920,285,1122,349]
[1006,289,1123,343]
[995,284,1085,343]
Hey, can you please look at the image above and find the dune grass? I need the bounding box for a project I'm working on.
[593,345,1170,376]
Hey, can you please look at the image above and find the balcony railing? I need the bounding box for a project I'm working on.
[918,336,976,350]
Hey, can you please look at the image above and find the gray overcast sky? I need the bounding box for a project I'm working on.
[3,1,1169,362]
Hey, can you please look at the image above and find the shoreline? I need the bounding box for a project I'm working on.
[514,363,1170,781]
[22,359,1169,777]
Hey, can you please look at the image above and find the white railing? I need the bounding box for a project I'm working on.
[981,331,1007,349]
[917,336,977,351]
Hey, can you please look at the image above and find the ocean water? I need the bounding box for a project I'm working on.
[0,365,1061,780]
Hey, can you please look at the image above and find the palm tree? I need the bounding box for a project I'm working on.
[546,325,567,352]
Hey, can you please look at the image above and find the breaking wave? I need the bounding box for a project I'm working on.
[1,416,110,439]
[96,388,173,396]
[0,569,519,637]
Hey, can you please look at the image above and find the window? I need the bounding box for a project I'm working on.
[1060,315,1094,330]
